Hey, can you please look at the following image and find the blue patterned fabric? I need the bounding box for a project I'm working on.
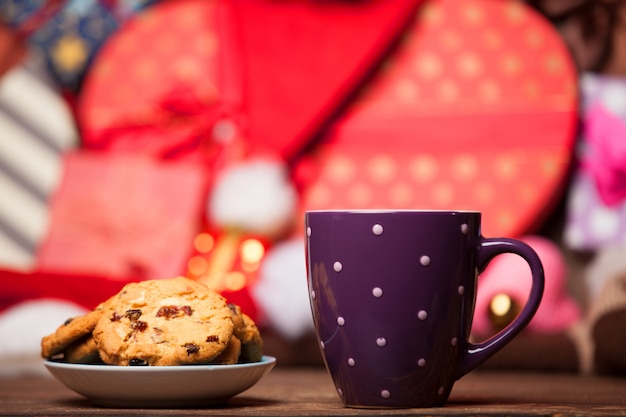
[1,0,158,92]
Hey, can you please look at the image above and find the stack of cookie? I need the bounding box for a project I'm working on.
[41,277,263,366]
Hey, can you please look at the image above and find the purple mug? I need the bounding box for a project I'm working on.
[305,210,544,408]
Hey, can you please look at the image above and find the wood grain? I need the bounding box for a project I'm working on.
[1,368,625,416]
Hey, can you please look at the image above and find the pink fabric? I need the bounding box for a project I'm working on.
[473,235,581,336]
[36,152,208,280]
[583,103,626,206]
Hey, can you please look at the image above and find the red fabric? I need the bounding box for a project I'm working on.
[77,0,227,163]
[0,268,259,319]
[0,269,132,312]
[231,0,425,161]
[0,24,27,77]
[3,1,428,322]
[36,151,208,280]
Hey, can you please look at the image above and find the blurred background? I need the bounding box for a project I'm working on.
[1,0,626,376]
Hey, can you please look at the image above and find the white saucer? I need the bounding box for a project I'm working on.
[44,356,276,408]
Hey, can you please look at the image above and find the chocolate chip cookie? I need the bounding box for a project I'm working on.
[41,308,104,359]
[64,335,102,364]
[226,302,263,362]
[93,277,234,366]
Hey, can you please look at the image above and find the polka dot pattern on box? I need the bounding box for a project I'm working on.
[302,0,577,239]
[77,0,225,159]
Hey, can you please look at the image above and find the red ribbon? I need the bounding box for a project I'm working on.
[81,1,249,172]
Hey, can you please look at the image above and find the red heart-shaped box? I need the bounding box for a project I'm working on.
[300,0,579,238]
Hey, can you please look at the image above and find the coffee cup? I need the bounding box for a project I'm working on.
[305,210,544,408]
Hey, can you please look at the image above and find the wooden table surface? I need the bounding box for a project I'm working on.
[2,367,626,416]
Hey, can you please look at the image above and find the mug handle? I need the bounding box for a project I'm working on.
[454,237,545,380]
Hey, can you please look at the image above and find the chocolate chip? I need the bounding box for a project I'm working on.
[125,309,143,321]
[131,320,148,332]
[184,343,200,355]
[206,335,219,343]
[129,358,148,366]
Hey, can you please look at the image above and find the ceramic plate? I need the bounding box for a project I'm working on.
[44,356,276,408]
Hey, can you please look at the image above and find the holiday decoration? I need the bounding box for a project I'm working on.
[198,159,297,292]
[1,0,158,93]
[36,151,208,279]
[252,237,314,341]
[472,235,581,337]
[300,0,579,238]
[0,0,592,375]
[0,60,78,271]
[76,0,423,162]
[73,0,424,315]
[565,74,626,251]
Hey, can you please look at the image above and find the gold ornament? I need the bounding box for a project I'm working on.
[51,34,88,74]
[488,293,521,331]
